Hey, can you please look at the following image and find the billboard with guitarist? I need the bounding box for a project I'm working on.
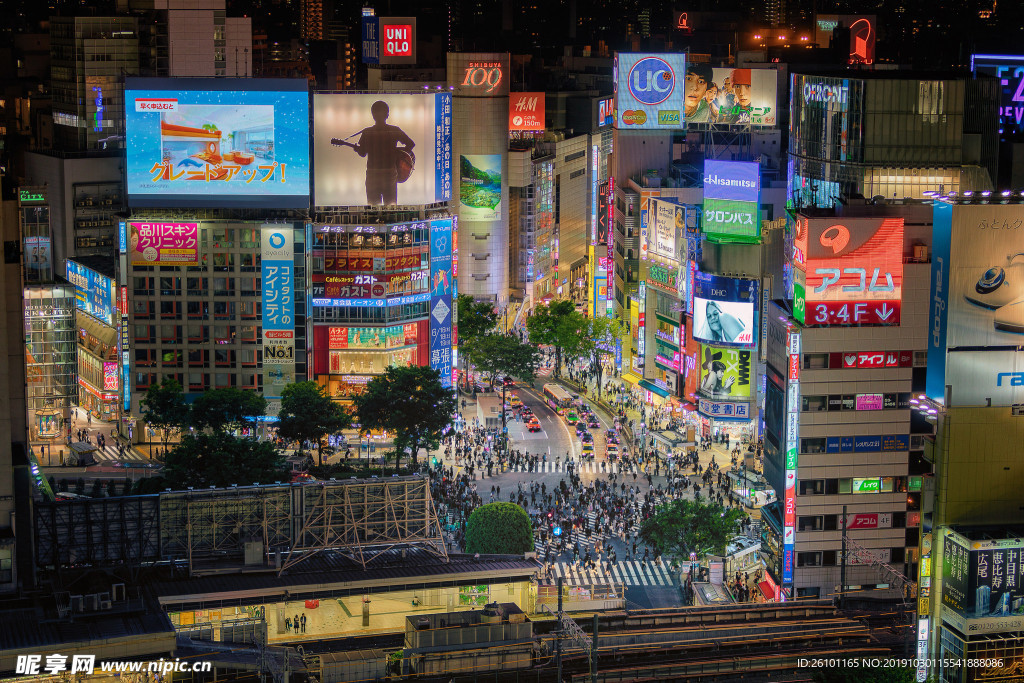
[314,93,452,207]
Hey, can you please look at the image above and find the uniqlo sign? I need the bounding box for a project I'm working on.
[794,216,904,327]
[382,24,412,56]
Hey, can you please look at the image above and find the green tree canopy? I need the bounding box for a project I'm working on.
[276,381,352,465]
[525,300,576,377]
[190,387,268,434]
[585,315,628,396]
[162,432,285,489]
[471,334,542,386]
[465,502,533,555]
[639,498,746,560]
[140,377,190,451]
[353,365,458,468]
[456,294,498,389]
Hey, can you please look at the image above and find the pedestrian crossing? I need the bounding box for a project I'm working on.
[89,443,151,464]
[497,460,639,475]
[542,560,677,587]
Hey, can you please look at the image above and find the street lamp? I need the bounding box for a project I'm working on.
[500,375,513,453]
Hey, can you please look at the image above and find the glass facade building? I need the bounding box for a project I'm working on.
[789,74,998,208]
[25,285,77,441]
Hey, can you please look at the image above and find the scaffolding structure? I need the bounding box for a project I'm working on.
[279,475,448,574]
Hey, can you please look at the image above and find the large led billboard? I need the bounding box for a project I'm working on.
[430,218,454,389]
[698,345,752,399]
[648,197,683,262]
[972,54,1024,138]
[66,260,115,327]
[794,216,904,326]
[459,154,502,221]
[928,203,1024,401]
[683,66,778,128]
[614,53,687,130]
[703,159,761,243]
[692,272,757,347]
[125,78,309,209]
[314,93,451,207]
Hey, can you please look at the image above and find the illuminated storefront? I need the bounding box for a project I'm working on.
[311,220,448,399]
[68,258,120,420]
[25,285,77,440]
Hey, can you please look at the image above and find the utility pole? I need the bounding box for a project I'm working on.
[556,576,563,682]
[840,504,847,610]
[591,614,599,683]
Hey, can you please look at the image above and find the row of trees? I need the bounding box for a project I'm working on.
[141,366,457,488]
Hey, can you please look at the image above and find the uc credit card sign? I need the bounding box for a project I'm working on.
[124,77,310,209]
[615,53,687,130]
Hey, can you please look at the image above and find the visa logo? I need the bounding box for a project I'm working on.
[658,110,680,125]
[997,372,1024,386]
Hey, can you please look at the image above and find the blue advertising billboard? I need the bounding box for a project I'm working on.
[704,160,761,202]
[692,272,758,347]
[614,53,687,130]
[703,159,761,243]
[66,260,115,327]
[429,219,454,389]
[261,225,296,399]
[124,78,310,209]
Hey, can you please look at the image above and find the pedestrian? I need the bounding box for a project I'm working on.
[300,613,307,633]
[294,614,300,633]
[285,617,292,632]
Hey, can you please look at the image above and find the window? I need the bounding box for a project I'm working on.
[803,353,828,369]
[838,478,852,494]
[187,277,207,296]
[215,349,234,367]
[187,324,208,343]
[133,276,153,295]
[160,301,179,319]
[799,480,825,495]
[798,516,824,531]
[133,300,153,317]
[188,349,207,366]
[159,277,180,296]
[802,395,827,411]
[214,301,235,319]
[823,515,839,531]
[802,437,826,454]
[797,552,822,567]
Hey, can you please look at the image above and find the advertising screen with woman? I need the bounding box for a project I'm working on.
[692,271,757,347]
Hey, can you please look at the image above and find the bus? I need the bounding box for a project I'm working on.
[542,383,574,414]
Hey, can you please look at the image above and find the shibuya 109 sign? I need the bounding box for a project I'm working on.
[448,54,509,97]
[794,216,904,326]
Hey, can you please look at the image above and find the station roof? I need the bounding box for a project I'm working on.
[150,548,540,609]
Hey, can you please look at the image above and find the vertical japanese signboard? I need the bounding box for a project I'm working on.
[121,285,130,413]
[430,219,454,388]
[606,177,615,317]
[783,329,800,586]
[261,225,295,399]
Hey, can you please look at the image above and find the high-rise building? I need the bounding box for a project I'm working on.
[49,16,140,152]
[449,53,510,305]
[761,202,934,600]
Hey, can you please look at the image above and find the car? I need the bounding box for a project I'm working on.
[588,417,600,428]
[580,432,594,444]
[565,411,579,425]
[575,421,588,433]
[509,394,523,407]
[527,418,542,432]
[581,442,594,454]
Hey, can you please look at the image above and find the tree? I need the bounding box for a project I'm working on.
[456,294,498,389]
[639,498,746,561]
[162,432,285,489]
[190,387,267,434]
[525,300,575,377]
[276,381,352,466]
[471,334,542,387]
[353,365,457,469]
[140,377,190,453]
[585,316,628,397]
[465,502,533,555]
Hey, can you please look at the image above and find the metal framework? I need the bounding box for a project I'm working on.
[34,496,161,570]
[279,475,448,574]
[699,123,753,162]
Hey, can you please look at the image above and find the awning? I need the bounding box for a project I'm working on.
[622,371,643,386]
[638,379,670,398]
[757,580,777,601]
